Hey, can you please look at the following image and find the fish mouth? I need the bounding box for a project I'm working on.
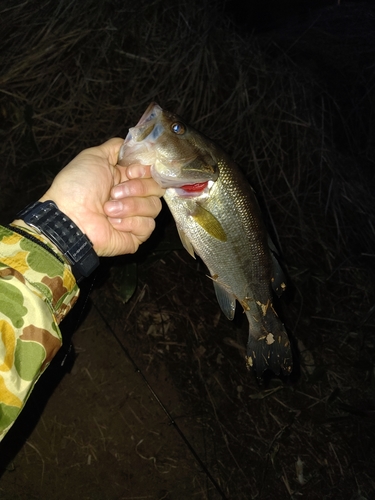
[126,102,164,143]
[118,103,163,166]
[135,102,162,128]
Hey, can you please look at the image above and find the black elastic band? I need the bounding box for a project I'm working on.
[6,225,65,265]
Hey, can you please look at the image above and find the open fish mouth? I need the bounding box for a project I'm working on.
[118,103,163,167]
[125,102,163,142]
[134,102,162,128]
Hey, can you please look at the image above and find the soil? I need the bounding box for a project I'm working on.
[0,217,374,500]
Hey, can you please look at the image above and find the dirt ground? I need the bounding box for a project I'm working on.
[0,216,374,500]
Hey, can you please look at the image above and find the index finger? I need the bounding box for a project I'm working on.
[117,163,153,182]
[111,177,165,200]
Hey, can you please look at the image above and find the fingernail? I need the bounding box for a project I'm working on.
[112,185,130,199]
[108,217,122,225]
[128,164,147,178]
[106,200,123,215]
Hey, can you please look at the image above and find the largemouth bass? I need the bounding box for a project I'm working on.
[119,103,293,380]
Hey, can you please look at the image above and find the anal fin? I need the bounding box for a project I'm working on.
[212,280,236,320]
[177,226,196,259]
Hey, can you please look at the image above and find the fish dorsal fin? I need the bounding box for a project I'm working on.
[177,226,196,259]
[192,205,227,242]
[212,280,236,320]
[268,236,287,297]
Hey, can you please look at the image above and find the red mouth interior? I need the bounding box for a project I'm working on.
[180,181,208,193]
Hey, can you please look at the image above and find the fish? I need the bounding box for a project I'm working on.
[118,102,293,380]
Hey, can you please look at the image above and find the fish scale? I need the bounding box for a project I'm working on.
[119,103,293,380]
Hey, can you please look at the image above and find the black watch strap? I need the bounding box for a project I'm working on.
[16,201,99,280]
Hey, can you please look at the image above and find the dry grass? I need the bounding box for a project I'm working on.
[0,0,375,498]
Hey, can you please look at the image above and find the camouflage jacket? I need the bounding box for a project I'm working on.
[0,224,80,441]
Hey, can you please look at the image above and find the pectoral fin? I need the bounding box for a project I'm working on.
[212,280,236,320]
[192,205,227,242]
[177,227,196,259]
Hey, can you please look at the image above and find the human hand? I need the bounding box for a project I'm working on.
[39,138,165,257]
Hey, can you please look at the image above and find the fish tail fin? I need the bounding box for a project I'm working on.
[245,311,293,380]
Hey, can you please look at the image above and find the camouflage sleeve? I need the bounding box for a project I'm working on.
[0,224,80,441]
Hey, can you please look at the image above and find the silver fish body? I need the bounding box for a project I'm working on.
[119,103,292,379]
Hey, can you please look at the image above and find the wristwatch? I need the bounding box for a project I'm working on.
[16,200,99,281]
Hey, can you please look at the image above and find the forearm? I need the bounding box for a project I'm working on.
[0,224,79,440]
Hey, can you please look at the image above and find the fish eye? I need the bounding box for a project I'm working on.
[171,122,186,135]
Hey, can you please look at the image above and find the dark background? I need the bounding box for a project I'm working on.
[224,0,360,32]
